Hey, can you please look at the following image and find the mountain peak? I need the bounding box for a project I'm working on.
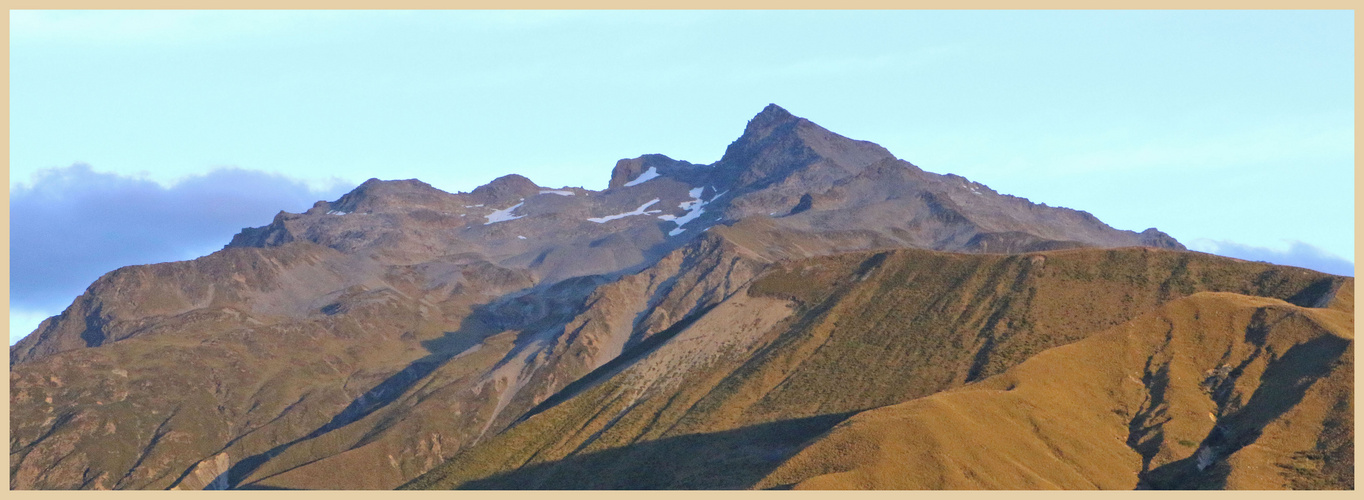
[607,154,689,190]
[750,103,796,127]
[483,173,539,191]
[761,102,790,115]
[715,104,894,192]
[471,173,541,202]
[329,178,443,212]
[738,103,802,143]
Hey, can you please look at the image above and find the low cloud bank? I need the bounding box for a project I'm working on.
[1187,239,1354,277]
[10,164,352,343]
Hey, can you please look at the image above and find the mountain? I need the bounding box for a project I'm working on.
[402,248,1350,490]
[9,105,1346,490]
[755,291,1352,489]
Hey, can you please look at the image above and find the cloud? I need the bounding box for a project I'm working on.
[9,308,57,347]
[9,164,352,343]
[1186,239,1354,277]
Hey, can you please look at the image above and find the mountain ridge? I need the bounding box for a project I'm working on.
[756,291,1353,489]
[401,246,1350,490]
[12,104,1340,491]
[15,104,1187,366]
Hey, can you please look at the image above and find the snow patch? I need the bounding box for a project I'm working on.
[623,167,660,187]
[517,235,527,240]
[326,210,349,215]
[539,190,575,196]
[658,187,708,235]
[484,200,526,225]
[960,180,985,196]
[684,187,704,204]
[672,207,707,228]
[588,199,662,223]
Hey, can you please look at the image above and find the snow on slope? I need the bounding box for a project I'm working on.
[484,201,526,225]
[588,199,662,223]
[623,167,660,187]
[659,187,709,236]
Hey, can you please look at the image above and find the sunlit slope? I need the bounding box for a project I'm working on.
[406,247,1349,489]
[759,291,1352,490]
[7,104,1209,490]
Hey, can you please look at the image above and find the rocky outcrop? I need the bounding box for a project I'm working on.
[172,453,230,490]
[712,103,895,197]
[469,174,541,204]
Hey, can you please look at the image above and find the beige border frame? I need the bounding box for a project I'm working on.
[2,5,1358,497]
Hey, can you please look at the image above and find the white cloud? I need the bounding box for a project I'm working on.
[9,164,352,340]
[9,308,58,346]
[1187,238,1354,277]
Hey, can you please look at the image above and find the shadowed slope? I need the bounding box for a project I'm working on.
[461,412,856,489]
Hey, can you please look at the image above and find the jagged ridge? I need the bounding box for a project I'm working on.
[12,104,1282,491]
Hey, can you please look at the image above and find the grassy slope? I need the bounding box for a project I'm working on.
[406,246,1349,489]
[759,292,1353,490]
[8,308,461,489]
[8,246,515,489]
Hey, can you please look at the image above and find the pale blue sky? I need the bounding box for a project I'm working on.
[8,10,1355,344]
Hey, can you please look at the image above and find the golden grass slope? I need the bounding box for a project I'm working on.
[406,246,1349,490]
[759,291,1353,490]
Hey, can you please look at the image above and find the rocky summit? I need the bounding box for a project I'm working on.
[10,105,1349,490]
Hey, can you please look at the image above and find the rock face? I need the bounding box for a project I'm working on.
[11,104,1339,491]
[173,453,230,490]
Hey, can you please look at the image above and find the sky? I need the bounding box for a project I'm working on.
[8,10,1355,344]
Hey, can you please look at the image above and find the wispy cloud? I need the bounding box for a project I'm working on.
[1187,238,1354,277]
[9,308,59,347]
[9,164,352,344]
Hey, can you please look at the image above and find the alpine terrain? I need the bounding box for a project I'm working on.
[10,105,1352,490]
